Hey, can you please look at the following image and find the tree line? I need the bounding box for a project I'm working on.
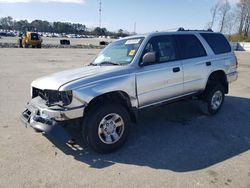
[208,0,250,41]
[0,16,129,38]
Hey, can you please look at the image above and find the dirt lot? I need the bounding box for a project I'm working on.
[0,49,249,188]
[0,36,113,47]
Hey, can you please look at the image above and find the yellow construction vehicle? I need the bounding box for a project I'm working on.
[19,32,42,48]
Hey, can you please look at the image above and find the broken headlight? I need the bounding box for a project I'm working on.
[45,90,73,107]
[32,88,73,107]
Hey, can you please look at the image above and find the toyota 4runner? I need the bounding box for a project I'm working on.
[21,29,238,153]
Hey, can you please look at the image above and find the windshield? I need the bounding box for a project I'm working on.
[91,37,144,66]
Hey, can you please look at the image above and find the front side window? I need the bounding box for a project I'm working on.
[142,35,178,64]
[92,37,144,66]
[158,40,176,62]
[175,34,207,59]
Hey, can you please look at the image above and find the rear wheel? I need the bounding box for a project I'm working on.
[200,84,225,115]
[82,102,130,153]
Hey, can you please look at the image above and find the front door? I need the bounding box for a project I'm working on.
[136,35,184,108]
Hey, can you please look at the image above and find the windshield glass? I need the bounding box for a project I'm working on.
[91,37,144,66]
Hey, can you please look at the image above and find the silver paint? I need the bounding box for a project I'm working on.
[25,31,238,125]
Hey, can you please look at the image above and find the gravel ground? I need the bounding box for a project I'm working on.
[0,49,249,188]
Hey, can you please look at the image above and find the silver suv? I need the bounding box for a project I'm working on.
[21,30,238,153]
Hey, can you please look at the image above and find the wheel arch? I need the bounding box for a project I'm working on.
[84,90,138,123]
[206,70,228,94]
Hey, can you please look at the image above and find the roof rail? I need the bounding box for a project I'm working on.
[177,27,213,32]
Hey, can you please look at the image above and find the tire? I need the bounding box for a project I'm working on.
[200,84,225,115]
[82,102,130,153]
[37,44,41,48]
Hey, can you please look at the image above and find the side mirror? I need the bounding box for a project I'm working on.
[141,52,156,66]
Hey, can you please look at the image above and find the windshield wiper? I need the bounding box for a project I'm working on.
[89,61,122,66]
[88,63,98,66]
[98,61,121,66]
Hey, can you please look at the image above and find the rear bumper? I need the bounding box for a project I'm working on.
[227,71,238,83]
[20,97,85,132]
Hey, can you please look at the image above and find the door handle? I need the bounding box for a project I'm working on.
[206,62,211,66]
[173,67,180,73]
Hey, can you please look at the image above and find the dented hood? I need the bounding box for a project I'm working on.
[31,66,121,90]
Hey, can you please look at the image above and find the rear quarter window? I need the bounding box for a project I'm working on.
[200,33,231,54]
[175,34,207,59]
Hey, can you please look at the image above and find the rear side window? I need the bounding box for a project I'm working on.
[200,33,231,54]
[175,34,207,59]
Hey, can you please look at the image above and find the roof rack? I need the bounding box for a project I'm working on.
[177,27,213,32]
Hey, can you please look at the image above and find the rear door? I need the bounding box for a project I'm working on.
[136,35,184,108]
[200,33,237,80]
[174,34,212,94]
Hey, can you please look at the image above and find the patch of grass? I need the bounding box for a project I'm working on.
[229,34,250,42]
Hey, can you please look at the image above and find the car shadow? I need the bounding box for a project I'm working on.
[45,96,250,172]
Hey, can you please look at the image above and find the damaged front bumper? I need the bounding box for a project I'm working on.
[20,96,85,133]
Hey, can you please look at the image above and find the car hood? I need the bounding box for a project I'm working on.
[31,66,123,90]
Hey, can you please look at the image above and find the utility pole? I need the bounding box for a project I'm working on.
[134,22,137,34]
[99,0,102,28]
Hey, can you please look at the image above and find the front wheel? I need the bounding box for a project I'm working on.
[200,84,225,115]
[82,103,130,153]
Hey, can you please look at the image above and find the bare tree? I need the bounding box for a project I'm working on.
[243,14,250,36]
[237,0,248,34]
[218,0,231,33]
[208,1,221,29]
[235,0,250,36]
[242,0,250,36]
[224,11,237,35]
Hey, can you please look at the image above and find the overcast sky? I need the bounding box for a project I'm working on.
[0,0,238,33]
